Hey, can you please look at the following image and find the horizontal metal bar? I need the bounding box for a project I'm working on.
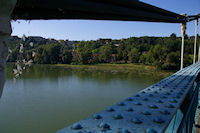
[11,0,187,23]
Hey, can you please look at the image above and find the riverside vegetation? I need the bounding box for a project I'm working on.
[8,33,200,70]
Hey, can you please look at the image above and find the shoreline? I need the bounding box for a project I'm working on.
[49,63,174,77]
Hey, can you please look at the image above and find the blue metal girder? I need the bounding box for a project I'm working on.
[57,63,200,133]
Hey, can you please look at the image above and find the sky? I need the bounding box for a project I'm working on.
[11,0,200,41]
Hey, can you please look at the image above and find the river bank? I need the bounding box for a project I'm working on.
[51,63,174,78]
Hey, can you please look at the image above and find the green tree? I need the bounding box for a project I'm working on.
[98,44,112,63]
[128,48,140,63]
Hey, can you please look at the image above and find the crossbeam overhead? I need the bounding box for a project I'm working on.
[11,0,189,23]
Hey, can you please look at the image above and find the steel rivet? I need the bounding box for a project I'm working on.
[142,111,151,115]
[118,102,125,106]
[145,128,157,133]
[134,102,142,106]
[93,114,102,120]
[120,128,131,133]
[106,107,114,112]
[127,97,133,101]
[165,104,175,108]
[142,91,146,94]
[161,96,167,99]
[131,118,142,124]
[156,100,163,103]
[126,107,134,112]
[142,98,148,101]
[148,105,158,109]
[153,117,165,124]
[154,91,158,94]
[165,92,170,95]
[135,94,140,97]
[113,114,123,119]
[169,99,178,103]
[71,123,82,130]
[99,122,110,130]
[149,94,154,97]
[160,110,170,115]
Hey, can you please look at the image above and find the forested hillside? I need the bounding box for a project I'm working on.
[8,33,200,70]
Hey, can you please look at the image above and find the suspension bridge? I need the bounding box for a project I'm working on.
[0,0,200,132]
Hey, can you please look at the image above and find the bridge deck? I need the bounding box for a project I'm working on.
[57,63,200,133]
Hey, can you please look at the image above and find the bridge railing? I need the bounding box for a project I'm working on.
[57,63,200,133]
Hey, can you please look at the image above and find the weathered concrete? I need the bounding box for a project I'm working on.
[0,0,16,98]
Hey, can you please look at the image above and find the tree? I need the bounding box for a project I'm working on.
[61,48,72,64]
[98,44,112,63]
[170,33,177,39]
[128,48,140,63]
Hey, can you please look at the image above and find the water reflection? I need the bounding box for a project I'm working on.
[0,64,168,133]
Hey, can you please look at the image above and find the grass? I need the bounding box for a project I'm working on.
[51,63,174,77]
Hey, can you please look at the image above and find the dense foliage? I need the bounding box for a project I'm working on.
[8,34,200,70]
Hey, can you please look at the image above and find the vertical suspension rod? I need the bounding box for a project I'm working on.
[194,19,198,63]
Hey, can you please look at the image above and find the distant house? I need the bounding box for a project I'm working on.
[28,36,45,41]
[97,38,112,44]
[114,44,120,47]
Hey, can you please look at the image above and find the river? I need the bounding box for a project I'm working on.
[0,64,169,133]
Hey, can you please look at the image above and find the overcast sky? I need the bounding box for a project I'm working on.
[11,0,200,41]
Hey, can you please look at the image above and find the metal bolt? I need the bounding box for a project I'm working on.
[135,94,140,97]
[142,111,151,115]
[142,91,146,94]
[131,118,142,124]
[106,107,115,112]
[142,98,148,101]
[126,97,133,101]
[165,92,170,95]
[120,128,131,133]
[99,122,110,130]
[161,96,167,99]
[160,110,170,115]
[148,105,158,109]
[149,94,154,97]
[175,95,181,99]
[153,117,165,124]
[113,114,123,119]
[71,123,82,130]
[169,99,178,103]
[156,100,163,103]
[126,107,134,112]
[134,102,142,106]
[118,102,125,106]
[165,104,175,108]
[93,114,102,120]
[145,128,157,133]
